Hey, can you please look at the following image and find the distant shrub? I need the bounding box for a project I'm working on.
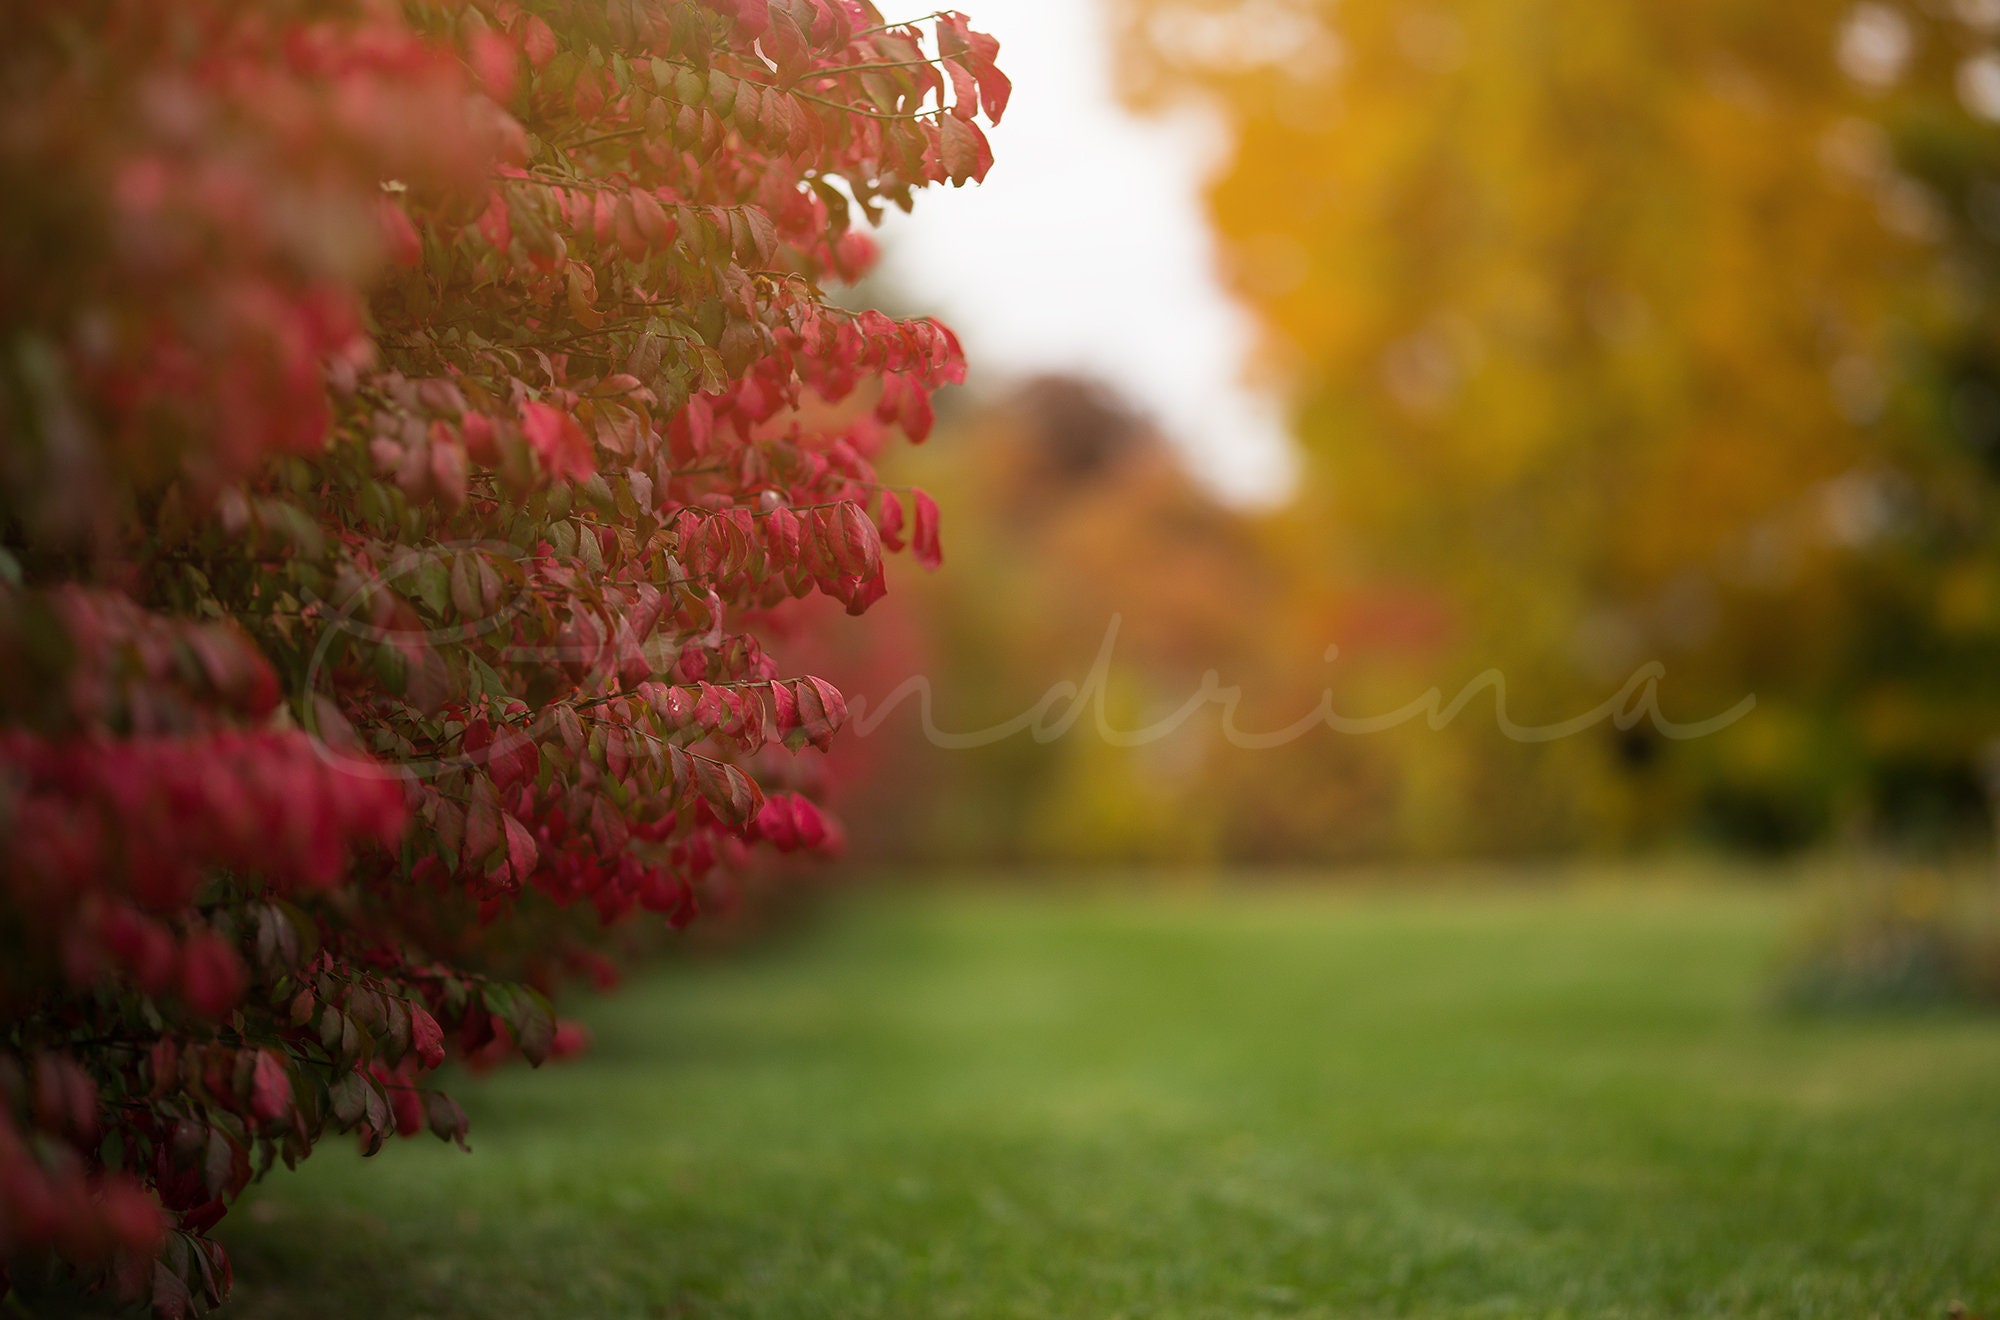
[1775,866,2000,1012]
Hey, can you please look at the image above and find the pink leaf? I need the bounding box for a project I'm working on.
[911,488,943,571]
[520,400,596,482]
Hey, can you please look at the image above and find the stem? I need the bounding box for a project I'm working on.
[808,57,949,77]
[565,125,650,152]
[850,10,956,40]
[793,88,944,122]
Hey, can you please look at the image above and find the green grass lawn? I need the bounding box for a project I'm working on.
[222,878,2000,1319]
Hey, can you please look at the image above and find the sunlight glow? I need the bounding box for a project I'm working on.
[874,0,1301,505]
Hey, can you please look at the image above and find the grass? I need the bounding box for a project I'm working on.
[222,877,2000,1319]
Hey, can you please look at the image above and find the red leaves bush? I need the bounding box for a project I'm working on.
[0,1,1002,1313]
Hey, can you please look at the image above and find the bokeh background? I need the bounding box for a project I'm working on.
[789,0,2000,874]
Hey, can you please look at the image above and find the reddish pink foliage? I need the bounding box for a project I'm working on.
[0,0,1004,1312]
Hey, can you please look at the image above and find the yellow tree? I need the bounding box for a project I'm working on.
[1111,0,2000,852]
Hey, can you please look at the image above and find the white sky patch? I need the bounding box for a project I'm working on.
[1959,49,2000,121]
[873,0,1299,505]
[1838,3,1915,89]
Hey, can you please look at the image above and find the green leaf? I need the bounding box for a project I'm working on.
[512,984,558,1066]
[450,551,483,618]
[414,555,451,617]
[327,1071,370,1128]
[576,519,605,573]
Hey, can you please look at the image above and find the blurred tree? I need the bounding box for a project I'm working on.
[814,376,1267,865]
[1104,0,2000,855]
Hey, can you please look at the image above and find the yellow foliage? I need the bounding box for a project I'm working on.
[1094,0,2000,853]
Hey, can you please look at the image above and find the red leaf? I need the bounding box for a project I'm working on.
[429,429,468,510]
[518,13,557,68]
[941,57,980,119]
[938,115,992,186]
[911,488,943,571]
[793,676,849,751]
[377,197,422,268]
[502,813,539,882]
[614,195,646,263]
[830,501,882,578]
[248,1050,291,1125]
[691,756,762,828]
[466,776,503,866]
[837,565,888,616]
[411,1004,447,1069]
[460,409,500,464]
[469,29,521,102]
[876,489,906,550]
[764,504,802,563]
[629,187,676,251]
[726,0,771,40]
[766,676,799,739]
[898,379,935,442]
[693,681,730,733]
[99,1177,167,1257]
[550,1020,591,1060]
[756,794,800,850]
[791,795,830,849]
[474,192,516,263]
[487,728,541,792]
[390,1084,425,1136]
[519,399,596,482]
[179,933,245,1018]
[976,63,1013,124]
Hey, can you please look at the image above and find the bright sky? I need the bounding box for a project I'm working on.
[873,0,1299,505]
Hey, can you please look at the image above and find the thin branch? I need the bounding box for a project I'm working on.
[807,57,948,77]
[850,10,955,40]
[792,88,943,122]
[564,126,650,152]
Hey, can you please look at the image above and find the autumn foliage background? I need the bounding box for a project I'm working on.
[822,0,2000,870]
